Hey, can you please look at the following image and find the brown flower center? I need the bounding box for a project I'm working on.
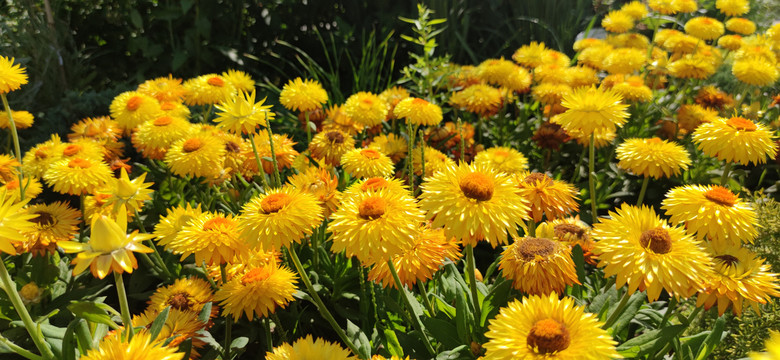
[326,131,345,144]
[527,318,571,354]
[126,96,143,111]
[459,172,494,201]
[361,149,381,160]
[553,223,587,240]
[726,117,757,131]
[182,138,203,153]
[704,186,737,207]
[153,116,173,126]
[62,144,82,157]
[361,177,388,192]
[35,147,50,159]
[260,193,292,213]
[358,197,387,220]
[516,237,557,261]
[166,292,192,310]
[715,254,739,267]
[203,217,233,231]
[68,158,92,169]
[207,76,225,87]
[31,211,54,227]
[639,227,672,254]
[225,141,241,153]
[241,267,272,285]
[523,172,552,186]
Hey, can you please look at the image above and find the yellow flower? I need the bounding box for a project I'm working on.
[616,137,691,179]
[0,155,19,183]
[214,90,274,134]
[648,0,679,15]
[750,331,780,360]
[131,115,195,160]
[474,147,528,175]
[532,83,572,106]
[368,223,462,289]
[716,0,749,16]
[668,53,717,80]
[164,135,226,179]
[732,58,779,87]
[676,0,698,13]
[500,236,579,295]
[81,330,185,360]
[0,110,34,129]
[147,277,216,316]
[99,168,153,214]
[287,166,341,216]
[0,56,28,94]
[279,77,328,112]
[132,308,207,358]
[662,185,757,246]
[565,66,599,88]
[215,262,298,321]
[246,131,299,175]
[411,146,456,178]
[166,212,248,266]
[725,18,756,35]
[153,204,203,247]
[534,63,569,85]
[612,77,653,102]
[515,172,579,223]
[602,10,634,33]
[477,58,532,93]
[512,41,548,68]
[265,335,356,360]
[483,293,618,359]
[0,196,35,255]
[537,216,596,264]
[602,47,647,74]
[0,177,42,203]
[685,17,725,40]
[663,33,700,53]
[222,69,255,92]
[621,1,648,20]
[577,44,613,69]
[450,84,503,117]
[183,74,236,106]
[556,86,629,136]
[59,205,153,279]
[329,188,425,265]
[21,201,80,256]
[718,34,744,51]
[137,75,188,102]
[419,163,529,247]
[343,177,408,198]
[697,244,780,316]
[340,148,394,179]
[322,105,364,135]
[393,97,443,126]
[692,116,777,165]
[572,38,604,51]
[159,100,191,118]
[343,92,388,127]
[564,124,616,149]
[69,116,122,143]
[379,86,410,120]
[309,129,355,166]
[43,157,113,195]
[238,187,323,251]
[367,133,408,163]
[592,204,712,301]
[109,91,163,132]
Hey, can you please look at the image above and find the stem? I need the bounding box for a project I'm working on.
[636,176,650,206]
[1,94,25,201]
[265,125,282,188]
[465,245,482,329]
[720,162,732,186]
[417,281,435,317]
[0,332,42,360]
[263,317,273,352]
[602,288,632,330]
[248,134,270,192]
[304,111,312,144]
[457,117,465,163]
[203,104,213,123]
[0,259,55,359]
[387,260,436,356]
[406,121,415,191]
[527,220,536,237]
[287,248,360,356]
[132,209,173,280]
[588,134,597,220]
[570,146,587,184]
[658,297,678,328]
[220,264,232,360]
[114,272,134,340]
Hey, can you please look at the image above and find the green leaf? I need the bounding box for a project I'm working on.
[696,316,726,360]
[616,325,686,358]
[479,278,512,327]
[611,292,646,336]
[454,291,470,344]
[172,51,188,71]
[130,9,143,29]
[61,321,78,360]
[230,337,249,351]
[149,306,171,341]
[198,302,213,324]
[433,296,456,319]
[346,320,371,359]
[180,0,195,14]
[67,301,120,328]
[422,318,462,350]
[383,328,404,357]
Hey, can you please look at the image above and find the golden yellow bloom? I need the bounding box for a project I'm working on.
[663,33,701,53]
[81,330,185,360]
[0,196,35,255]
[616,137,691,179]
[602,47,647,74]
[565,66,599,88]
[343,92,388,127]
[607,33,650,49]
[368,223,461,289]
[147,277,216,316]
[668,54,717,80]
[222,69,254,92]
[166,212,248,266]
[247,131,299,175]
[0,110,33,129]
[484,293,618,359]
[419,163,529,247]
[474,147,528,175]
[716,0,749,16]
[21,201,80,256]
[648,0,679,15]
[500,236,579,295]
[621,1,648,19]
[676,0,698,13]
[309,129,355,166]
[132,308,207,358]
[367,133,408,163]
[159,100,191,118]
[577,44,613,69]
[322,105,363,135]
[532,83,572,106]
[393,97,443,126]
[478,58,532,92]
[565,125,616,149]
[109,91,163,132]
[685,17,725,40]
[515,172,579,223]
[288,166,341,216]
[329,188,425,265]
[0,177,42,203]
[0,56,28,94]
[676,104,716,134]
[718,34,744,50]
[697,244,780,316]
[279,77,328,112]
[592,204,712,301]
[556,86,629,136]
[132,115,195,160]
[537,216,596,264]
[97,168,153,215]
[662,185,757,246]
[153,204,203,247]
[512,41,548,68]
[725,18,756,35]
[343,177,408,199]
[602,10,634,33]
[692,116,777,165]
[214,90,274,134]
[0,155,18,183]
[450,84,504,117]
[341,148,394,179]
[137,75,188,102]
[750,331,780,360]
[265,335,357,360]
[379,86,410,120]
[215,262,297,321]
[59,205,153,279]
[238,187,323,251]
[534,63,569,85]
[164,135,226,178]
[183,74,236,106]
[572,38,604,51]
[732,58,779,87]
[43,157,112,195]
[612,77,653,102]
[69,116,122,144]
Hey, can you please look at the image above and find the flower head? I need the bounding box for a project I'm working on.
[716,0,749,16]
[474,147,528,175]
[685,17,725,40]
[0,196,35,255]
[288,166,341,216]
[692,116,777,165]
[556,86,629,136]
[616,137,691,179]
[215,262,298,321]
[343,92,388,127]
[279,77,328,112]
[500,236,580,295]
[340,148,394,179]
[109,91,163,132]
[165,212,248,266]
[309,130,355,166]
[265,335,356,360]
[132,308,207,358]
[238,187,323,251]
[393,97,443,126]
[726,18,756,35]
[183,74,236,106]
[450,84,504,117]
[515,172,579,223]
[367,133,408,163]
[153,204,203,246]
[214,90,275,134]
[0,110,34,129]
[621,1,648,19]
[512,42,549,68]
[0,56,28,94]
[222,69,255,92]
[81,330,184,360]
[22,201,81,256]
[164,135,226,178]
[602,10,634,33]
[100,168,153,214]
[43,157,113,195]
[732,58,779,87]
[147,277,216,317]
[750,331,780,360]
[137,75,188,102]
[132,115,195,160]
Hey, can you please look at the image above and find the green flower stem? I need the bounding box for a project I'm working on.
[588,134,598,220]
[602,288,632,330]
[263,317,273,352]
[636,176,650,206]
[1,93,25,201]
[114,272,134,340]
[527,220,536,237]
[720,162,732,186]
[457,117,465,163]
[0,332,42,360]
[248,134,270,192]
[203,104,214,123]
[658,297,678,328]
[131,209,172,280]
[465,245,482,330]
[304,111,312,144]
[406,121,416,191]
[287,248,360,356]
[387,260,436,356]
[220,264,233,360]
[417,281,435,317]
[0,259,54,359]
[265,125,282,188]
[653,305,702,359]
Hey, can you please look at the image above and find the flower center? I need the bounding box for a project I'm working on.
[358,197,387,220]
[639,227,672,254]
[68,158,92,169]
[361,149,381,160]
[326,131,345,144]
[166,292,192,310]
[182,138,203,153]
[361,177,388,192]
[703,186,737,207]
[260,193,292,213]
[225,141,241,153]
[153,116,173,126]
[628,79,644,87]
[412,98,429,106]
[360,98,374,108]
[726,117,756,131]
[527,318,571,354]
[459,172,494,201]
[207,76,225,87]
[4,180,18,190]
[126,96,143,111]
[160,102,176,111]
[553,224,586,240]
[35,147,49,159]
[203,217,233,231]
[63,144,82,157]
[241,267,273,285]
[516,237,557,261]
[646,137,663,144]
[31,211,54,227]
[715,254,739,267]
[523,172,552,186]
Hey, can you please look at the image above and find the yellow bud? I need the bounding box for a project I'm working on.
[20,282,43,305]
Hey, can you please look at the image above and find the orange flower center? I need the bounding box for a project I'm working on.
[63,144,82,157]
[361,149,381,160]
[628,79,644,87]
[459,172,494,201]
[516,237,556,261]
[553,224,586,240]
[726,117,756,131]
[326,131,345,144]
[639,227,672,254]
[700,18,713,24]
[358,197,387,220]
[241,267,273,285]
[32,211,54,227]
[523,172,552,186]
[4,180,19,190]
[153,116,173,126]
[646,137,663,144]
[703,186,737,207]
[715,254,739,266]
[68,158,92,169]
[527,318,571,354]
[207,76,225,87]
[182,138,203,153]
[94,193,111,206]
[493,150,510,158]
[360,98,374,108]
[35,147,50,159]
[160,102,176,111]
[126,96,143,111]
[167,292,192,310]
[361,177,388,192]
[203,217,233,231]
[412,98,429,106]
[260,193,292,213]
